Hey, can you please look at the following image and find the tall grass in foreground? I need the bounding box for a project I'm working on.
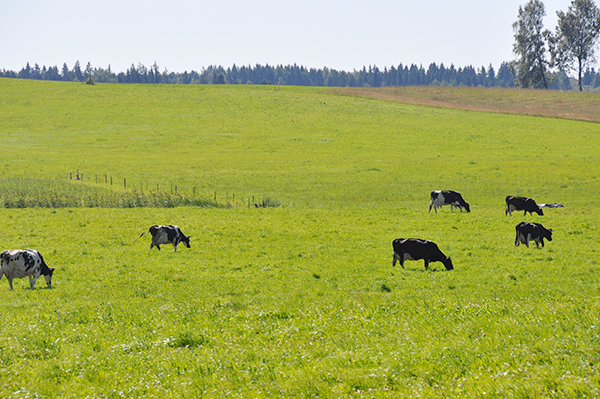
[0,178,225,208]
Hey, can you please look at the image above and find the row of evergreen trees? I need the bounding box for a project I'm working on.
[2,60,598,90]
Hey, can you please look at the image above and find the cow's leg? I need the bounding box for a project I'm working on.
[392,253,398,267]
[514,232,520,246]
[30,270,42,289]
[525,234,530,248]
[8,277,13,290]
[173,243,178,252]
[398,253,405,269]
[424,259,429,270]
[428,201,433,213]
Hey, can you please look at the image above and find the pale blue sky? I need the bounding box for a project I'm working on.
[1,0,572,73]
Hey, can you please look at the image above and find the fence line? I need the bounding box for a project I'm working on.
[67,170,279,208]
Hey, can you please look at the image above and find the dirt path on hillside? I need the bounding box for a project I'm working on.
[331,86,600,123]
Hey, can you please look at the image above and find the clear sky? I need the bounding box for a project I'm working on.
[1,0,572,74]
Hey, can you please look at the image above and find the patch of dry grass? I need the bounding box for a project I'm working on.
[332,86,600,123]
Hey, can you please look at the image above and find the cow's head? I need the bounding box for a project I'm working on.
[443,257,454,270]
[545,229,553,241]
[43,268,55,287]
[181,235,191,248]
[463,202,471,213]
[535,207,544,216]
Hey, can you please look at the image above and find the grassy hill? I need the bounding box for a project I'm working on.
[0,78,599,397]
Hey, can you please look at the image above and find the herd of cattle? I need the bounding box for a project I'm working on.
[0,192,561,290]
[392,190,561,272]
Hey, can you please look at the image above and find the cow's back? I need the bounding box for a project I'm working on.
[393,238,429,259]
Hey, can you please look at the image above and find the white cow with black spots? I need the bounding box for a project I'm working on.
[0,249,54,290]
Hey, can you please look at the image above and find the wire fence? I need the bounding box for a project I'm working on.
[0,171,280,209]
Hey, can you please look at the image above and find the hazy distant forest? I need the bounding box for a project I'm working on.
[2,60,596,90]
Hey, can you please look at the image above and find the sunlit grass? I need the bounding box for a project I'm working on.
[0,79,598,397]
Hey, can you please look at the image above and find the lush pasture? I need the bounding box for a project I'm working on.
[0,78,599,397]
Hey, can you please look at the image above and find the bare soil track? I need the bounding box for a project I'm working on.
[332,86,600,123]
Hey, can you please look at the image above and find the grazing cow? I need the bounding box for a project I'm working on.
[392,238,454,270]
[515,222,553,248]
[140,225,191,252]
[429,190,470,213]
[505,196,543,216]
[0,249,54,290]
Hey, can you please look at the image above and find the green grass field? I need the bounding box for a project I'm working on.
[0,78,599,397]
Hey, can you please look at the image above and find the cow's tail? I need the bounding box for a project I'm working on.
[140,231,148,238]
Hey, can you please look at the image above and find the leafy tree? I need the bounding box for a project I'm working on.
[548,0,600,91]
[512,0,551,88]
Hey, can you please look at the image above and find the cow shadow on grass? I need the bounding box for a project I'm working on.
[392,267,452,273]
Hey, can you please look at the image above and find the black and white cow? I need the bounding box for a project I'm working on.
[505,196,543,216]
[0,249,54,290]
[392,238,454,270]
[515,222,553,248]
[429,190,470,213]
[140,225,191,252]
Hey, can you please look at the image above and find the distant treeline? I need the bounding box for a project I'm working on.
[2,60,597,90]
